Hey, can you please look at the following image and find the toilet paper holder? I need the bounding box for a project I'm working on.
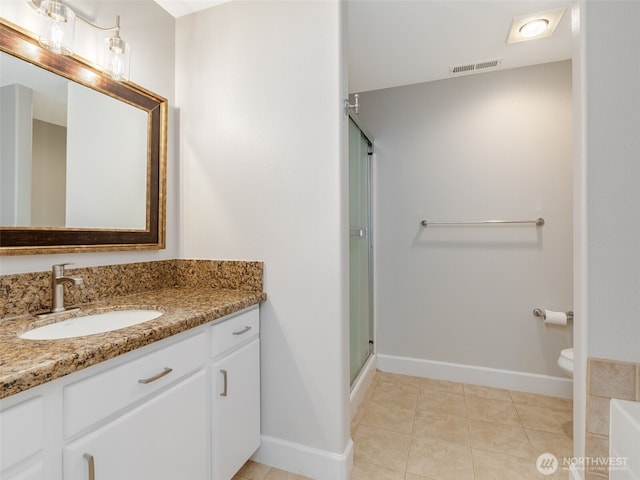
[533,308,573,322]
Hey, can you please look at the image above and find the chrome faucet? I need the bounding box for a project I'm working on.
[51,263,83,313]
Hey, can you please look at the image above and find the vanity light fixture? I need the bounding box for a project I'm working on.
[102,16,130,81]
[37,0,75,54]
[506,8,565,44]
[32,0,130,81]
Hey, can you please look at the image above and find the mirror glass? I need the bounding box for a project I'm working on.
[1,52,148,230]
[0,20,167,255]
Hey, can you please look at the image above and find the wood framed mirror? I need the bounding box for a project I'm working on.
[0,19,167,255]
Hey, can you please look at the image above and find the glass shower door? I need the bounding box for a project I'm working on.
[349,118,373,386]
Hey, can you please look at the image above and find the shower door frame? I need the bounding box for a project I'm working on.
[349,114,375,388]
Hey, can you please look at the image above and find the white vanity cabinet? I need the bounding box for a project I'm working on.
[1,463,45,480]
[63,370,208,480]
[63,332,208,480]
[0,396,45,480]
[0,305,261,480]
[211,307,261,480]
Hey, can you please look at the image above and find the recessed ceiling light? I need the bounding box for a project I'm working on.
[519,18,550,38]
[506,8,565,44]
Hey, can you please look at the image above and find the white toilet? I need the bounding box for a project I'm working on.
[557,348,574,378]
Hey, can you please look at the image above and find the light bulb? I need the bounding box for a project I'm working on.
[519,19,549,38]
[38,0,75,54]
[103,35,130,81]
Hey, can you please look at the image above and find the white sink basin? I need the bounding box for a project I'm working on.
[19,309,163,340]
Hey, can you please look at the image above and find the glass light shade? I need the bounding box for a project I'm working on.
[519,19,549,38]
[103,35,130,81]
[38,0,75,55]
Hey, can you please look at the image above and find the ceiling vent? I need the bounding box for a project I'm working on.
[449,58,503,75]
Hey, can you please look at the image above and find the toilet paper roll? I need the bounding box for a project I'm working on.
[543,310,567,326]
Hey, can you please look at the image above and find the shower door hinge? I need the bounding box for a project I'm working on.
[344,93,359,115]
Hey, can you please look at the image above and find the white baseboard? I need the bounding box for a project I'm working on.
[377,354,573,398]
[350,353,377,419]
[252,435,353,480]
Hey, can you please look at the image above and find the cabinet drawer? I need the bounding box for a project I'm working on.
[210,307,259,358]
[63,332,206,439]
[0,396,44,470]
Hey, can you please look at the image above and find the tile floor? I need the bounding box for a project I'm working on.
[233,370,574,480]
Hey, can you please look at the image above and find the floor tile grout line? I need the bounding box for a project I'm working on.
[385,372,414,477]
[403,381,422,477]
[465,406,478,480]
[352,371,573,480]
[463,387,479,480]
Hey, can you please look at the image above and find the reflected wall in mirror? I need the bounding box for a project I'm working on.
[1,52,148,229]
[0,19,167,255]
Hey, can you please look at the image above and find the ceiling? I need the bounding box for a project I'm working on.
[154,0,230,18]
[348,0,573,93]
[154,0,573,94]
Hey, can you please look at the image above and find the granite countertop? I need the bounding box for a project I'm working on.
[0,287,266,400]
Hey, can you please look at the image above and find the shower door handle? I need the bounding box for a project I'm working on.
[350,228,368,239]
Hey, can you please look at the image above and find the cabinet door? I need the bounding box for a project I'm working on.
[212,338,260,480]
[3,462,44,480]
[0,396,44,473]
[63,370,208,480]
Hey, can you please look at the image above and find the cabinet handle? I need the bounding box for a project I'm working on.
[138,367,173,384]
[232,326,252,335]
[220,369,228,396]
[83,453,95,480]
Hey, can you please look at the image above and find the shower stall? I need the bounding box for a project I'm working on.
[349,117,374,386]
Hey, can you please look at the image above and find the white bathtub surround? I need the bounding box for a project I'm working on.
[609,399,640,479]
[585,357,640,479]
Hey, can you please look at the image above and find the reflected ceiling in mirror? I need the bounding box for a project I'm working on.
[0,19,167,255]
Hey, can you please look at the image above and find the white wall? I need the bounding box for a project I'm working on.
[0,84,32,226]
[66,82,147,229]
[0,0,177,273]
[175,1,351,478]
[358,61,573,381]
[571,0,640,464]
[582,1,640,365]
[572,1,588,463]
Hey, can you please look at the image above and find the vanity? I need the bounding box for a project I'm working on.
[0,15,265,480]
[0,261,266,480]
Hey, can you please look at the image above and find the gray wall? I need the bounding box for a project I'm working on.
[359,61,573,378]
[32,119,66,226]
